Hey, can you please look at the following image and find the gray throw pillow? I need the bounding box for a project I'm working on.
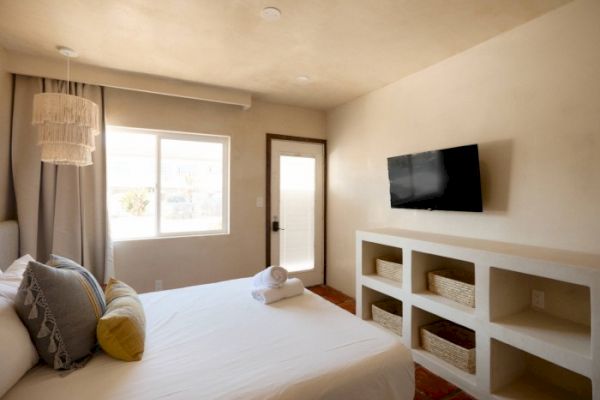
[15,257,106,370]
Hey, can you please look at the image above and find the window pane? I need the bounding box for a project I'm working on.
[107,131,157,240]
[160,139,224,233]
[279,155,315,272]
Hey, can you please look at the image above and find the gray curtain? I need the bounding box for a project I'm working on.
[11,75,113,282]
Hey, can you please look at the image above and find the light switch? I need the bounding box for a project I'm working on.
[256,196,264,208]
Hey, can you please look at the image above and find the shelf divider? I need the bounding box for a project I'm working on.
[361,274,403,299]
[411,291,476,329]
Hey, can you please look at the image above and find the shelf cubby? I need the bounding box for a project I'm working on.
[360,286,402,322]
[491,339,592,400]
[490,267,591,358]
[361,241,403,283]
[411,306,444,348]
[412,307,476,365]
[411,306,478,392]
[411,250,475,303]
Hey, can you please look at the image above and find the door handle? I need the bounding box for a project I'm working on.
[272,221,285,232]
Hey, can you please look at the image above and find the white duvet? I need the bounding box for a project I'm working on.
[5,278,414,400]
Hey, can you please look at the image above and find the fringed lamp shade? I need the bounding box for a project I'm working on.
[32,92,100,167]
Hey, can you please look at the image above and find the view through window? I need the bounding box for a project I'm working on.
[106,127,229,240]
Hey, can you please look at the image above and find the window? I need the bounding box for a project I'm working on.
[106,127,229,240]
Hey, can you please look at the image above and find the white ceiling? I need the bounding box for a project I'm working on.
[0,0,568,109]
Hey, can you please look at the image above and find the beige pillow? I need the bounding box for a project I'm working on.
[97,278,146,361]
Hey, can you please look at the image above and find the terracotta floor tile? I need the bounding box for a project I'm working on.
[322,291,351,305]
[414,366,459,399]
[308,285,352,305]
[338,300,356,314]
[307,285,329,297]
[446,391,477,400]
[413,390,432,400]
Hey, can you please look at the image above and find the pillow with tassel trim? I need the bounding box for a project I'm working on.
[97,278,146,361]
[14,257,105,370]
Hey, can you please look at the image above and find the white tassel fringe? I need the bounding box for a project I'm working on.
[32,92,100,167]
[32,93,100,133]
[41,143,93,166]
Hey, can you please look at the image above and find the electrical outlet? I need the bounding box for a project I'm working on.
[155,279,163,291]
[532,289,545,309]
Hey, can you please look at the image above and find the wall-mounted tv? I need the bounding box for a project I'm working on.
[387,144,483,212]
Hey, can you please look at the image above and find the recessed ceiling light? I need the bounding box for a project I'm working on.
[296,75,311,84]
[261,7,281,21]
[56,46,78,58]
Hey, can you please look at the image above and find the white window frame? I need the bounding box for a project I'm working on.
[107,126,230,241]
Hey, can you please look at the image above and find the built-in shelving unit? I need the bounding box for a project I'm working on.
[356,228,600,400]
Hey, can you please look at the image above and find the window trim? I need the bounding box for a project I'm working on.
[107,125,230,241]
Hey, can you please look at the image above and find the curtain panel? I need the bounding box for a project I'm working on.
[11,75,113,282]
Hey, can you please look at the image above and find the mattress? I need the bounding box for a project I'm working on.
[5,278,414,400]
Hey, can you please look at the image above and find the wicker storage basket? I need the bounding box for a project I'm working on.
[375,258,403,283]
[427,269,475,308]
[372,299,403,336]
[420,321,476,374]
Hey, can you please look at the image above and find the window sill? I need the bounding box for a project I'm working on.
[112,230,230,243]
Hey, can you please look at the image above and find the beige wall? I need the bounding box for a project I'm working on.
[105,88,325,292]
[326,0,600,296]
[0,47,14,221]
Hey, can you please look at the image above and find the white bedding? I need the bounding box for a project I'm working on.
[4,278,414,400]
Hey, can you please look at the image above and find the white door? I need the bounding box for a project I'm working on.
[270,139,325,287]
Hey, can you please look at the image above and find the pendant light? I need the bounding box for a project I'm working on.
[32,46,100,167]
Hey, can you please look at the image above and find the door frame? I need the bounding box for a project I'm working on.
[266,133,327,285]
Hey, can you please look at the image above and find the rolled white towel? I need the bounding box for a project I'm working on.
[251,278,304,304]
[252,266,288,289]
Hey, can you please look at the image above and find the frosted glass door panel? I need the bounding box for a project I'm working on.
[279,155,315,272]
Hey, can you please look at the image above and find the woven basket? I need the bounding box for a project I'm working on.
[375,258,403,283]
[420,321,476,374]
[372,299,403,336]
[427,269,475,308]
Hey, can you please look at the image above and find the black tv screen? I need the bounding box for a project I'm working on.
[387,144,483,212]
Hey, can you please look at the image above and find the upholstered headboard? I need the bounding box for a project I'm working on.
[0,220,18,271]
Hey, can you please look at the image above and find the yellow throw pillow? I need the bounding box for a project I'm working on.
[97,278,146,361]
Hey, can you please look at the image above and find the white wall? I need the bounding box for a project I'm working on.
[105,88,326,292]
[0,47,14,221]
[326,0,600,296]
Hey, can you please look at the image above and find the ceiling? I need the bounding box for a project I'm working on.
[0,0,568,109]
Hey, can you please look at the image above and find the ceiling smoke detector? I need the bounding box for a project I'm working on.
[57,46,78,58]
[296,75,311,84]
[261,7,281,21]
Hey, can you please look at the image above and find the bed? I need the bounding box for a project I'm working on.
[0,221,415,400]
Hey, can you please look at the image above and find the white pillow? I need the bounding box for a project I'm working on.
[0,281,18,302]
[0,255,35,302]
[0,297,39,397]
[2,254,34,281]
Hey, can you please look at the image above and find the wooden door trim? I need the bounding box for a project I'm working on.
[266,133,327,285]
